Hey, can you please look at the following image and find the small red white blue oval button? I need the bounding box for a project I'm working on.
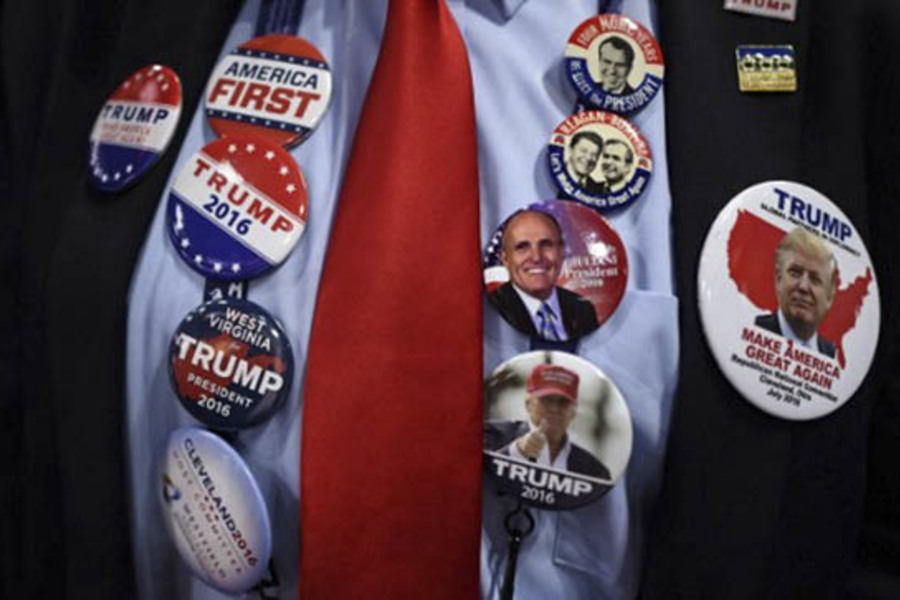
[565,15,664,114]
[205,34,332,148]
[548,110,652,212]
[166,136,308,280]
[169,298,293,430]
[159,427,272,593]
[88,64,182,191]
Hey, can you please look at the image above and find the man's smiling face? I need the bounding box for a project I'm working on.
[501,211,564,301]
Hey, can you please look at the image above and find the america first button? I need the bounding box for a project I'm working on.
[205,34,332,148]
[166,136,308,280]
[88,64,182,191]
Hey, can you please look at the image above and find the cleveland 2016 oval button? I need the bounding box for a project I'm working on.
[88,64,182,191]
[205,34,332,148]
[169,298,293,430]
[159,427,272,593]
[166,136,308,280]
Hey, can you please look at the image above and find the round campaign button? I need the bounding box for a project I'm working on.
[205,34,332,148]
[482,351,632,511]
[88,64,182,191]
[166,136,308,280]
[548,110,652,212]
[564,14,664,114]
[169,298,293,429]
[483,201,627,341]
[698,181,881,420]
[159,427,272,593]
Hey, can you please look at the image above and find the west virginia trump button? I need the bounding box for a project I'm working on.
[565,15,664,114]
[169,298,293,430]
[698,181,880,420]
[548,111,652,212]
[205,34,332,148]
[88,64,182,191]
[166,136,308,280]
[159,427,272,594]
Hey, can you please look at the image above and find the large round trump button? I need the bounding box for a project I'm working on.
[548,111,652,212]
[170,298,293,429]
[483,201,627,342]
[166,136,308,280]
[482,351,632,510]
[698,181,880,420]
[205,34,332,148]
[88,64,182,191]
[565,14,664,114]
[159,427,272,593]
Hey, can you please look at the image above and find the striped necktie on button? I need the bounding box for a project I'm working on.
[300,1,482,598]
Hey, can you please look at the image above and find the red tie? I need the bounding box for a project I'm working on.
[300,1,482,597]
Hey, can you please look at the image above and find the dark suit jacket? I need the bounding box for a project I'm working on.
[5,1,900,598]
[582,175,608,196]
[488,281,599,340]
[754,313,837,358]
[484,420,611,481]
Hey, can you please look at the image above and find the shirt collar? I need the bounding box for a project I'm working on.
[777,309,820,351]
[493,0,529,21]
[511,283,562,318]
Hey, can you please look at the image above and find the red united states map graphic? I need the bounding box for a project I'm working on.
[727,210,873,369]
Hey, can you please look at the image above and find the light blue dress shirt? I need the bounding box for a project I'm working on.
[126,1,678,598]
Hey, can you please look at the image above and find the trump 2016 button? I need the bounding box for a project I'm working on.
[166,136,308,280]
[565,15,664,114]
[548,110,652,212]
[169,298,293,430]
[88,64,182,191]
[205,34,332,148]
[697,181,880,420]
[159,427,272,594]
[482,351,632,511]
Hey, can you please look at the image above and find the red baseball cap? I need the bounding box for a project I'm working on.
[526,364,579,404]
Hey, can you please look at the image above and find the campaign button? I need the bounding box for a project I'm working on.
[736,45,797,93]
[548,110,652,212]
[565,15,664,114]
[169,298,293,430]
[698,181,881,420]
[88,64,182,192]
[482,351,632,511]
[166,136,308,280]
[483,201,627,342]
[205,34,332,148]
[159,427,272,593]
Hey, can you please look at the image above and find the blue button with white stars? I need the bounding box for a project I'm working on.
[166,136,308,280]
[88,64,182,191]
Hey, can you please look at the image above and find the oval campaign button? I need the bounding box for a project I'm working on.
[483,200,628,342]
[159,427,272,594]
[166,136,308,280]
[88,64,182,192]
[548,111,652,212]
[698,181,881,420]
[205,34,332,148]
[482,351,632,511]
[169,298,293,430]
[564,14,664,114]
